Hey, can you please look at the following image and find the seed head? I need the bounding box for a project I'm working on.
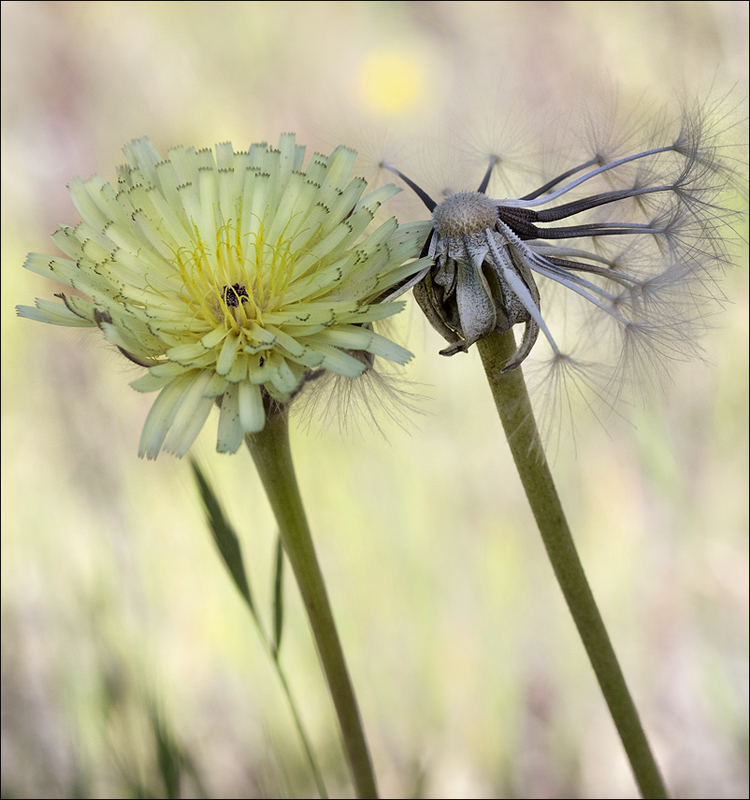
[383,99,745,426]
[432,192,498,237]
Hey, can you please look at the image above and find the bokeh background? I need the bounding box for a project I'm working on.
[2,2,748,798]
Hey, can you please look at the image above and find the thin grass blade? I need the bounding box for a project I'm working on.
[191,459,255,615]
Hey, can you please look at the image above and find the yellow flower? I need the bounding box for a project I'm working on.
[18,135,431,458]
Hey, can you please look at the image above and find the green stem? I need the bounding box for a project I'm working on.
[476,330,668,800]
[244,409,378,800]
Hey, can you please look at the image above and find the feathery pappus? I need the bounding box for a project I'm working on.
[381,97,745,430]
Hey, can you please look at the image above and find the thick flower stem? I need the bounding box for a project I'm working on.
[476,330,668,800]
[244,411,378,800]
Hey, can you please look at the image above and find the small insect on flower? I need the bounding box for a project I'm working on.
[17,135,432,458]
[383,100,744,419]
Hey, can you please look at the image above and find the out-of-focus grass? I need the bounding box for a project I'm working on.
[2,2,747,798]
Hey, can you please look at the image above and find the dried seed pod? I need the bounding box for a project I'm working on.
[384,99,745,400]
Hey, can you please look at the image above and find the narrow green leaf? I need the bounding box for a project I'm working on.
[191,459,255,615]
[150,706,183,800]
[272,532,285,659]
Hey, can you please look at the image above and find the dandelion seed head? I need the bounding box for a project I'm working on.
[384,95,746,435]
[432,192,497,237]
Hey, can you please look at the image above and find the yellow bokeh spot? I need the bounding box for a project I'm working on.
[358,50,428,116]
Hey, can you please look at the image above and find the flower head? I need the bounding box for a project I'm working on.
[17,135,431,458]
[384,101,743,419]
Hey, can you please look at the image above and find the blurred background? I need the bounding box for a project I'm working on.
[1,2,748,798]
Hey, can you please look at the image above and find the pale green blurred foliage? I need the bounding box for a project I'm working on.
[1,2,747,798]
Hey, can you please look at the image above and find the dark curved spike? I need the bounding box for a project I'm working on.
[380,162,437,211]
[535,185,671,222]
[520,157,600,200]
[496,206,541,239]
[476,155,500,194]
[116,346,153,368]
[544,256,636,285]
[530,222,662,240]
[497,205,540,222]
[55,292,90,321]
[545,256,615,273]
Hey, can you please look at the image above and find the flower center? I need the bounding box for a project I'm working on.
[222,283,250,307]
[174,213,297,331]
